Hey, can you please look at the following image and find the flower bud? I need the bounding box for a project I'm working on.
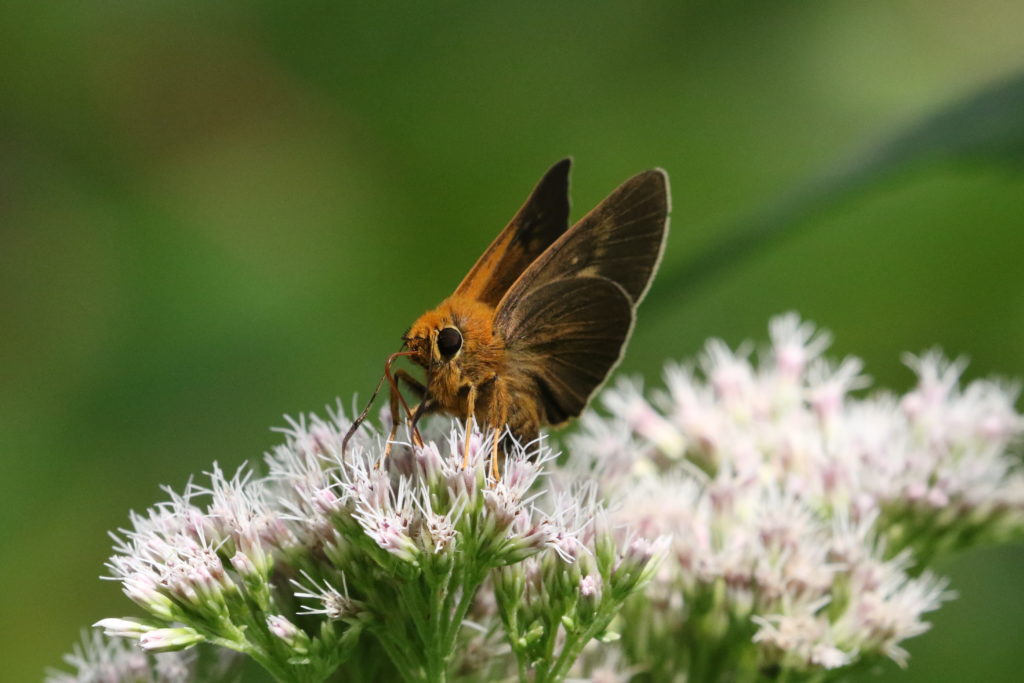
[230,550,259,579]
[575,574,603,625]
[123,572,176,621]
[138,627,203,653]
[267,615,311,654]
[93,617,156,639]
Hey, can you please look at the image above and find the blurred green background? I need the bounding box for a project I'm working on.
[3,1,1023,680]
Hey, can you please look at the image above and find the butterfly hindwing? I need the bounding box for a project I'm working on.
[500,276,634,423]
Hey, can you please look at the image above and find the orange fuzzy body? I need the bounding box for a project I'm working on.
[404,295,541,443]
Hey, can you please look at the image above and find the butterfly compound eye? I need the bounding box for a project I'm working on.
[437,327,463,358]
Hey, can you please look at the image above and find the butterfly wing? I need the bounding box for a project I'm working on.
[495,169,670,423]
[499,276,634,424]
[453,158,572,307]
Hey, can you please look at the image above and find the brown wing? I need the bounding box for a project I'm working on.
[501,276,634,424]
[496,169,668,310]
[494,168,670,422]
[453,159,572,307]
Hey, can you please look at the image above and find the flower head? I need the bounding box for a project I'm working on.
[565,313,1023,678]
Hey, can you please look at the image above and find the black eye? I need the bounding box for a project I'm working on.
[437,327,463,357]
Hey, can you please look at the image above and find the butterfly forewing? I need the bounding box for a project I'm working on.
[495,169,668,313]
[453,158,572,307]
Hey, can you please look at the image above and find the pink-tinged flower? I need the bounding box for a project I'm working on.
[229,550,258,579]
[576,573,603,622]
[661,365,722,458]
[613,536,670,593]
[702,339,755,405]
[805,358,869,422]
[413,492,462,554]
[292,570,358,621]
[753,603,851,671]
[266,615,310,654]
[835,560,951,667]
[119,571,176,621]
[79,314,1021,681]
[105,502,239,624]
[503,511,554,563]
[412,441,446,484]
[356,509,418,562]
[770,312,832,382]
[604,380,685,459]
[579,574,601,598]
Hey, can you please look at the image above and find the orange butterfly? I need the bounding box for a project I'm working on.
[345,159,670,477]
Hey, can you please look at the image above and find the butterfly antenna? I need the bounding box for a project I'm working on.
[341,371,389,454]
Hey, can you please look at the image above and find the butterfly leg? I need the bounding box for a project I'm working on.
[409,398,435,436]
[462,384,478,469]
[490,378,510,482]
[379,370,428,466]
[393,369,427,447]
[378,350,421,464]
[380,379,405,464]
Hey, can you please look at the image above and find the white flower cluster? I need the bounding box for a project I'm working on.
[72,409,662,682]
[567,313,1024,678]
[50,313,1022,682]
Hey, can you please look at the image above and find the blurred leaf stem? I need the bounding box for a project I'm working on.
[648,70,1024,311]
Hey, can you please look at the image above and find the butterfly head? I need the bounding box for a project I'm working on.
[404,323,462,368]
[403,297,498,372]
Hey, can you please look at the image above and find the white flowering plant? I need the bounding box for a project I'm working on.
[50,315,1023,682]
[565,314,1024,681]
[52,409,661,682]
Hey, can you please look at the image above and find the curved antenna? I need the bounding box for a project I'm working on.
[341,370,389,454]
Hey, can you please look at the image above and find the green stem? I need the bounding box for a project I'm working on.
[547,633,580,682]
[374,628,427,683]
[398,579,434,655]
[429,569,450,681]
[441,566,486,656]
[232,643,304,683]
[533,614,562,683]
[547,603,618,682]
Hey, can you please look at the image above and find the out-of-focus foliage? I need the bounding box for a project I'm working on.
[649,73,1024,307]
[2,1,1023,680]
